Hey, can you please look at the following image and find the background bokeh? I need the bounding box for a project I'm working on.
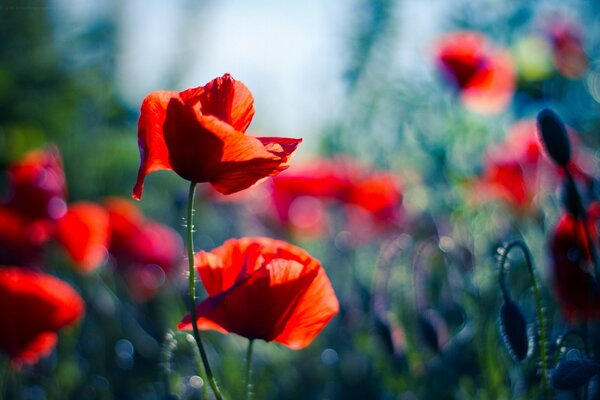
[3,0,600,399]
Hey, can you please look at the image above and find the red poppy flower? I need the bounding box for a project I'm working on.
[550,205,600,321]
[104,197,184,301]
[179,237,339,349]
[55,202,111,274]
[0,205,50,266]
[434,31,516,114]
[6,146,67,221]
[269,158,403,238]
[132,74,302,199]
[0,267,84,368]
[547,17,588,79]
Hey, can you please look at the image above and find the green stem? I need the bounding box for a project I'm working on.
[498,240,549,397]
[245,339,255,400]
[187,182,224,400]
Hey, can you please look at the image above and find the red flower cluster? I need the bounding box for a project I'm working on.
[434,31,516,114]
[104,197,184,301]
[0,267,84,368]
[179,237,339,349]
[550,204,600,321]
[133,73,302,199]
[269,158,403,240]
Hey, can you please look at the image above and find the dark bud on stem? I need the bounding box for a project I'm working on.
[537,108,571,166]
[499,299,529,361]
[551,358,600,391]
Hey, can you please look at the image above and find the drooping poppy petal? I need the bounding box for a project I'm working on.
[55,202,110,273]
[178,237,339,349]
[0,267,84,368]
[133,74,302,199]
[6,146,67,221]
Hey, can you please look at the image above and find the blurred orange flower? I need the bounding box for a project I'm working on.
[0,267,84,368]
[434,31,516,114]
[133,73,302,199]
[179,237,339,349]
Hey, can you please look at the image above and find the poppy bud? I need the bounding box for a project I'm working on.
[551,358,600,391]
[536,108,571,166]
[499,299,529,361]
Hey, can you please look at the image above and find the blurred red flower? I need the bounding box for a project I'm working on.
[104,197,184,301]
[179,237,339,349]
[55,202,111,274]
[434,31,516,114]
[475,119,594,212]
[0,205,50,266]
[0,267,84,368]
[550,204,600,321]
[547,17,588,79]
[6,146,67,221]
[270,158,403,239]
[133,73,302,199]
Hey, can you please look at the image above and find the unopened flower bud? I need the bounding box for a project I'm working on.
[499,299,529,361]
[537,108,571,166]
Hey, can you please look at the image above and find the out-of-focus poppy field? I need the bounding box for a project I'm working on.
[4,1,600,399]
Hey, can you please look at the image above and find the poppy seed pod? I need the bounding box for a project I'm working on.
[536,108,571,166]
[499,299,529,361]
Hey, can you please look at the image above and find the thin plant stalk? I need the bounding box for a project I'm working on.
[245,339,255,400]
[498,240,549,397]
[187,182,224,400]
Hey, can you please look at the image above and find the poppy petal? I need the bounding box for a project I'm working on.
[133,90,178,200]
[181,73,255,132]
[274,266,339,349]
[56,202,110,273]
[180,258,318,341]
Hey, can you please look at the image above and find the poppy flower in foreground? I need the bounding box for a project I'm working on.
[550,203,600,321]
[434,31,516,114]
[133,73,302,199]
[0,267,84,368]
[179,237,339,349]
[104,197,184,301]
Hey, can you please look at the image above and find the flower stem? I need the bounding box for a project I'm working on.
[187,182,224,400]
[245,339,255,400]
[498,240,549,397]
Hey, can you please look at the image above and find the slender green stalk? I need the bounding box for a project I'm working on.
[186,182,224,400]
[498,240,549,397]
[245,339,255,400]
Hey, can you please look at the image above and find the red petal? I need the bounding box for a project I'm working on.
[181,73,255,132]
[56,202,110,273]
[274,266,339,349]
[0,268,84,367]
[180,258,318,342]
[133,91,178,200]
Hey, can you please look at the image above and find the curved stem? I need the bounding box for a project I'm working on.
[498,240,549,396]
[187,182,224,400]
[244,339,255,400]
